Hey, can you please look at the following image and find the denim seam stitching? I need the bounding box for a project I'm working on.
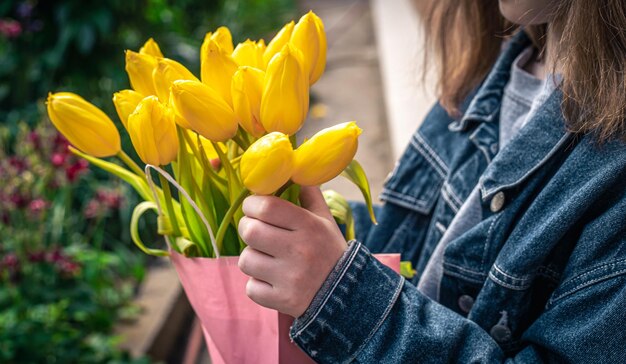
[549,268,626,305]
[413,133,449,177]
[441,188,460,214]
[291,242,361,338]
[409,137,447,179]
[488,271,531,290]
[346,275,405,364]
[479,132,572,200]
[493,264,532,284]
[549,259,626,303]
[380,189,430,212]
[443,182,463,207]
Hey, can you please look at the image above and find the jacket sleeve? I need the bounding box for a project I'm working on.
[289,241,626,363]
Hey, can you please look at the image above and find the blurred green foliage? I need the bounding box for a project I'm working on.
[0,122,150,363]
[0,0,296,128]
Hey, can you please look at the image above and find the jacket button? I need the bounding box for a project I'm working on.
[457,295,474,313]
[490,324,512,343]
[490,191,506,212]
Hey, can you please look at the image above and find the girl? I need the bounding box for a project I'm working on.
[236,0,626,362]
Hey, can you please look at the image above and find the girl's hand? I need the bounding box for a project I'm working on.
[237,186,348,318]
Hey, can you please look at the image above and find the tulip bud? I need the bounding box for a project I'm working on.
[260,43,309,135]
[263,21,294,66]
[113,89,144,129]
[153,58,198,102]
[232,39,265,69]
[231,66,266,137]
[170,80,238,142]
[240,132,294,195]
[139,38,164,58]
[201,27,234,59]
[200,38,238,106]
[290,11,327,85]
[291,122,362,185]
[125,50,158,96]
[127,96,179,166]
[47,92,121,158]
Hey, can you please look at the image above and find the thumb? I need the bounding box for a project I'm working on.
[299,185,334,221]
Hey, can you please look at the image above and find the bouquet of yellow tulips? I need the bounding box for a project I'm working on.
[46,11,376,259]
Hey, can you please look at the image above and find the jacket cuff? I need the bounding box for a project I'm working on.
[290,241,404,363]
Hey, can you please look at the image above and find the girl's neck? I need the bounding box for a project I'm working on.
[525,23,563,80]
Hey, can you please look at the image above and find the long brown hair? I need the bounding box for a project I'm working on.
[420,0,626,142]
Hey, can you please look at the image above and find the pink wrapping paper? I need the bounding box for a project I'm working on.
[170,251,400,364]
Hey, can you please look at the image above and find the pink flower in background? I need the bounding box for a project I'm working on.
[28,198,48,216]
[0,19,22,38]
[65,159,89,182]
[51,152,66,167]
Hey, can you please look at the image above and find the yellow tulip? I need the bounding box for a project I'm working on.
[231,66,266,138]
[169,80,238,142]
[125,50,158,96]
[290,11,327,85]
[200,38,238,105]
[260,43,309,135]
[127,96,179,166]
[240,132,294,195]
[201,27,234,60]
[263,21,294,66]
[232,39,265,69]
[139,38,164,58]
[47,92,121,158]
[291,122,362,185]
[113,89,144,129]
[153,58,198,102]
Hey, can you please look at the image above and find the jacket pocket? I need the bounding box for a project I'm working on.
[380,131,446,215]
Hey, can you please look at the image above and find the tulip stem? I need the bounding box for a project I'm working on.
[158,173,182,237]
[231,134,248,151]
[118,151,145,178]
[215,188,250,253]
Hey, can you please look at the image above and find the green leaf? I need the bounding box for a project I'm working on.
[129,201,169,257]
[400,261,417,279]
[175,237,200,257]
[323,190,355,241]
[69,147,153,202]
[340,159,378,224]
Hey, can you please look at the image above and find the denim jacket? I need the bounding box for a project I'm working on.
[289,32,626,363]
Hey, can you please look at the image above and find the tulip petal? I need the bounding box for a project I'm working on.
[113,89,144,129]
[153,58,198,102]
[233,39,265,69]
[291,121,361,185]
[200,38,238,105]
[170,80,238,142]
[240,132,294,195]
[127,96,179,165]
[126,50,158,96]
[260,43,309,135]
[231,66,266,137]
[47,92,121,158]
[263,21,295,66]
[290,11,327,84]
[139,38,164,58]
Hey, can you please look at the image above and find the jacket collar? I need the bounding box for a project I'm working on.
[478,90,573,201]
[449,31,532,132]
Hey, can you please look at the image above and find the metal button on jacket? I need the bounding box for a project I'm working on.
[490,324,512,343]
[490,191,506,212]
[457,295,474,313]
